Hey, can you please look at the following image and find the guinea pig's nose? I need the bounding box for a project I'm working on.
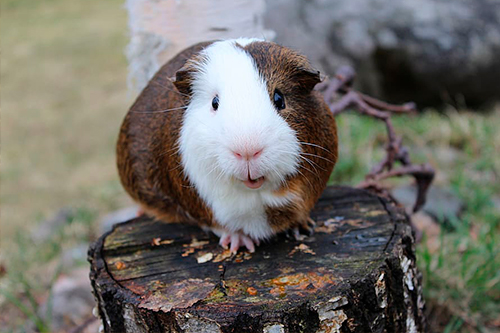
[232,148,263,161]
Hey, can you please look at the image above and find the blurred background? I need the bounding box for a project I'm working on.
[1,0,499,332]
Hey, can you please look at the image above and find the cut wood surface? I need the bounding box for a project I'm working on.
[89,186,427,332]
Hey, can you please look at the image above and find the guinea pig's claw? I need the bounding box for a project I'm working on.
[241,235,256,253]
[219,233,232,249]
[287,218,316,241]
[301,217,316,236]
[219,232,256,254]
[288,228,307,241]
[229,234,241,254]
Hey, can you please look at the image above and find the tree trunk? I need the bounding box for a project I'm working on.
[88,186,427,332]
[125,0,271,92]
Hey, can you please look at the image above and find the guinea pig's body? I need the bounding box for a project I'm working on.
[117,39,338,252]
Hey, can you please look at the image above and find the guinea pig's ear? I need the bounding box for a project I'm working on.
[173,64,196,96]
[295,67,321,92]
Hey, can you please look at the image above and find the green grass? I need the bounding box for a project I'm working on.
[1,0,131,330]
[333,110,500,332]
[1,0,499,331]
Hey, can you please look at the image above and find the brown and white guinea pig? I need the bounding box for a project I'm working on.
[117,38,338,253]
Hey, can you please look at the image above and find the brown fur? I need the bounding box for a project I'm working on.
[241,42,338,233]
[117,41,215,226]
[116,40,338,235]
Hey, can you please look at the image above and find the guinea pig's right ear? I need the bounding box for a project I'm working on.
[173,63,196,96]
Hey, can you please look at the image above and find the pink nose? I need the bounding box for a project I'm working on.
[232,148,263,160]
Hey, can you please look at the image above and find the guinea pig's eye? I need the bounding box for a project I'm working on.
[273,89,285,111]
[212,95,219,111]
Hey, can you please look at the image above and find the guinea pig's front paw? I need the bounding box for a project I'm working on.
[219,232,259,254]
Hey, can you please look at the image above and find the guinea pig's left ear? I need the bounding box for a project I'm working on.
[173,56,202,96]
[296,67,321,92]
[173,61,198,96]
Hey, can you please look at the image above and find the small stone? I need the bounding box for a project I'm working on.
[391,185,464,224]
[263,324,285,333]
[38,267,96,333]
[411,211,441,252]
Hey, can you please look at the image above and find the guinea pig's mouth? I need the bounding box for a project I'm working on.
[243,176,265,189]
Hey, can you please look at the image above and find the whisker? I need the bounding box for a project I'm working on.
[299,165,320,179]
[131,106,188,114]
[268,166,287,188]
[168,164,182,172]
[299,141,335,156]
[301,152,336,164]
[157,144,181,158]
[296,169,314,189]
[206,162,221,178]
[269,148,325,174]
[214,166,226,183]
[298,154,326,172]
[295,159,322,180]
[150,80,191,98]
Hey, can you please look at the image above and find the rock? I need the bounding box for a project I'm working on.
[411,211,441,252]
[38,267,96,333]
[99,206,139,234]
[31,208,73,243]
[265,0,500,108]
[391,185,464,225]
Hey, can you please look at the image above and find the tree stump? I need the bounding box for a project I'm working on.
[88,186,426,332]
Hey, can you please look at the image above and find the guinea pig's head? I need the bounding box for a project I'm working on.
[176,39,321,194]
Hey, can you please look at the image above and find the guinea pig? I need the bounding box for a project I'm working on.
[117,38,338,253]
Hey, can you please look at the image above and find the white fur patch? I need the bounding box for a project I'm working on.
[179,39,300,240]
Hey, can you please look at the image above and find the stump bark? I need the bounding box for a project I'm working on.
[88,186,427,332]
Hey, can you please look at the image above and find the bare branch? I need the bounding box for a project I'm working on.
[317,66,435,212]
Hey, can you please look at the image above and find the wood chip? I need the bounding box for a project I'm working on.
[196,252,214,264]
[184,238,209,248]
[289,243,316,256]
[247,287,257,295]
[181,248,195,257]
[115,261,126,270]
[213,249,233,263]
[366,210,385,217]
[151,238,174,246]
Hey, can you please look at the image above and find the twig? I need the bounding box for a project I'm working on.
[317,66,435,212]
